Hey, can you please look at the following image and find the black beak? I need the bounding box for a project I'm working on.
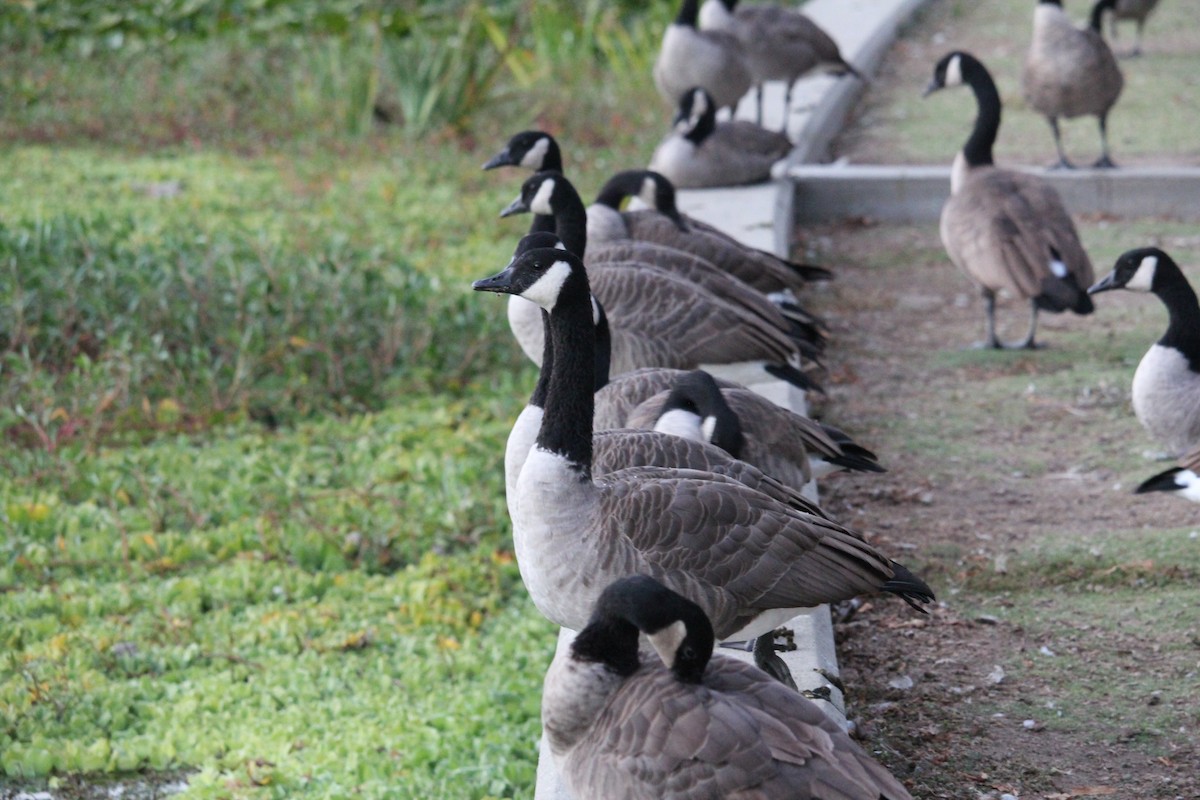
[921,79,941,99]
[1087,271,1121,295]
[472,263,518,294]
[482,149,514,171]
[499,195,530,218]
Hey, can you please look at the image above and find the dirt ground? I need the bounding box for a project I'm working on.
[800,222,1199,800]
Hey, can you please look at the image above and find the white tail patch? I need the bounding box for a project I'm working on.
[522,259,574,310]
[530,177,557,216]
[1049,255,1069,278]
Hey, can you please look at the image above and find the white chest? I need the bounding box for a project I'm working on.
[1131,344,1200,454]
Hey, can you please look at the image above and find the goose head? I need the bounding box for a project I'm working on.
[594,169,690,232]
[499,171,564,219]
[1089,247,1172,295]
[655,370,746,457]
[673,87,717,144]
[473,239,589,313]
[483,130,563,172]
[571,576,715,683]
[923,50,975,97]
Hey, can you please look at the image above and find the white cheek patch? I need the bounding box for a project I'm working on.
[701,415,718,443]
[653,408,705,441]
[691,89,708,125]
[647,620,688,668]
[590,295,602,326]
[521,137,550,169]
[945,54,963,87]
[639,177,659,209]
[522,260,573,309]
[530,178,557,216]
[1127,256,1157,292]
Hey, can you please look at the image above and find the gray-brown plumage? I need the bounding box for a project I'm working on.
[1111,0,1161,55]
[699,0,862,129]
[927,51,1094,349]
[622,369,885,489]
[650,86,792,188]
[1022,0,1124,168]
[655,0,753,113]
[589,169,828,297]
[543,576,914,800]
[472,243,933,646]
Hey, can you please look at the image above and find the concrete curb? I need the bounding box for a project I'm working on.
[788,164,1200,224]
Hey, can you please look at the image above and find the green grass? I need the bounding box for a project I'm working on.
[842,0,1200,166]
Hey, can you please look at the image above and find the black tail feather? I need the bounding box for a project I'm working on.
[785,261,834,282]
[1135,468,1184,494]
[882,561,935,613]
[764,363,825,394]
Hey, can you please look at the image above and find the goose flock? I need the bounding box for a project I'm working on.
[468,0,1187,796]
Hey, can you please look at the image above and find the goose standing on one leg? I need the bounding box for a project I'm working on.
[1022,0,1124,169]
[654,0,753,115]
[472,245,933,661]
[699,0,862,130]
[925,51,1094,349]
[1088,247,1200,456]
[543,575,914,800]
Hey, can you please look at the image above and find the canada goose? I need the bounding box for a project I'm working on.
[622,368,886,488]
[590,169,830,296]
[925,51,1095,349]
[472,244,933,647]
[649,86,792,188]
[1022,0,1124,169]
[500,171,823,390]
[1135,441,1200,501]
[699,0,862,129]
[542,576,914,800]
[1087,247,1200,456]
[654,0,753,114]
[1111,0,1161,56]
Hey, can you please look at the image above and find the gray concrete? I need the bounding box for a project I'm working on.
[787,164,1200,224]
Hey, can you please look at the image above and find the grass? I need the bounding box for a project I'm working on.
[837,0,1200,166]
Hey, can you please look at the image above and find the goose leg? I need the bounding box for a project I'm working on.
[1006,299,1042,350]
[973,290,1002,350]
[780,81,793,134]
[1093,112,1117,168]
[756,84,765,127]
[1045,117,1074,170]
[1132,20,1145,57]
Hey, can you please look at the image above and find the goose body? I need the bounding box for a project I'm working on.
[926,51,1094,349]
[501,171,821,390]
[655,0,753,113]
[699,0,861,129]
[1111,0,1160,55]
[1088,247,1200,456]
[1022,0,1124,168]
[543,576,914,800]
[650,86,792,188]
[472,244,933,642]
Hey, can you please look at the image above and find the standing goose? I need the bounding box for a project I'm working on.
[472,244,933,649]
[500,171,824,390]
[543,576,914,800]
[925,51,1095,349]
[1135,441,1200,501]
[1087,247,1200,456]
[699,0,862,129]
[654,0,753,114]
[622,368,886,489]
[649,86,793,188]
[1022,0,1124,169]
[590,169,831,296]
[1111,0,1161,56]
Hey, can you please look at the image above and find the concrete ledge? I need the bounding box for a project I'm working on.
[788,164,1200,224]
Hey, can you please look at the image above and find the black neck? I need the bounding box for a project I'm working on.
[532,297,613,411]
[529,214,556,236]
[570,618,640,676]
[961,58,1000,168]
[593,300,613,391]
[684,102,716,145]
[676,0,699,27]
[1154,264,1200,369]
[530,309,552,409]
[1088,0,1114,32]
[538,280,596,473]
[548,179,590,261]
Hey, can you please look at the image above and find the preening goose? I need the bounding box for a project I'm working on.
[589,169,830,296]
[542,576,914,800]
[500,171,823,390]
[1088,247,1200,456]
[649,86,792,188]
[654,0,753,114]
[1022,0,1124,168]
[925,51,1095,349]
[699,0,862,130]
[1135,442,1200,501]
[622,368,886,489]
[472,244,933,647]
[1111,0,1161,56]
